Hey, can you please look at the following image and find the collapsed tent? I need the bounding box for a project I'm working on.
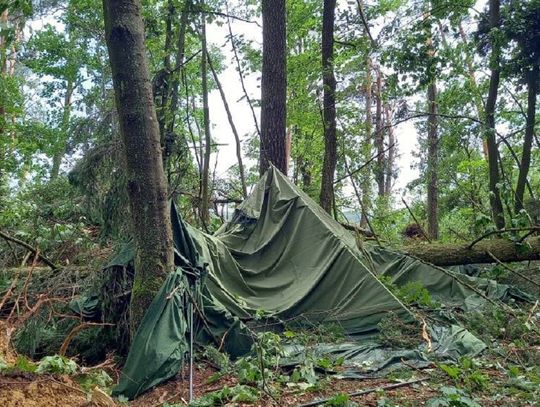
[110,167,532,399]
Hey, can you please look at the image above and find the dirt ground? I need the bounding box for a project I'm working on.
[0,375,89,407]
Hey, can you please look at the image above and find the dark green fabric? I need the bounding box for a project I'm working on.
[111,167,531,399]
[68,294,100,319]
[213,167,413,334]
[112,269,188,398]
[281,324,485,378]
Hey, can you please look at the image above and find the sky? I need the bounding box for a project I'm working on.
[205,7,420,197]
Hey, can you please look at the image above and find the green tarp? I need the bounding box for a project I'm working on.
[111,167,530,399]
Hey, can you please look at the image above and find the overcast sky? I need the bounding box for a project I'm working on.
[205,8,420,197]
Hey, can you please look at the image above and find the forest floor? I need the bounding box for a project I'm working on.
[0,264,539,406]
[1,318,538,407]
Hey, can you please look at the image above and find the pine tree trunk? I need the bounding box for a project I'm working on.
[427,81,439,240]
[359,57,372,227]
[375,68,385,197]
[514,65,538,213]
[103,0,174,332]
[260,0,287,175]
[319,0,337,214]
[485,0,505,230]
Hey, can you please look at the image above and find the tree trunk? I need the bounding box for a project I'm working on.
[359,57,372,228]
[207,52,247,199]
[319,0,337,214]
[485,0,505,230]
[200,10,211,226]
[163,0,190,170]
[157,0,174,141]
[103,0,174,332]
[50,79,74,180]
[458,22,488,159]
[375,68,385,197]
[260,0,287,175]
[384,103,395,196]
[514,64,538,213]
[404,237,540,266]
[427,80,439,240]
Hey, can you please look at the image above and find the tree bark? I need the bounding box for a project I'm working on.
[50,79,74,180]
[427,80,439,240]
[384,102,395,196]
[514,64,538,213]
[404,237,540,266]
[319,0,337,214]
[163,0,190,170]
[260,0,287,175]
[375,68,385,197]
[359,57,372,227]
[200,9,212,226]
[103,0,174,332]
[458,22,488,158]
[485,0,505,230]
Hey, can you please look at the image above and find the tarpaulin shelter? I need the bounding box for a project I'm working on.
[110,167,531,399]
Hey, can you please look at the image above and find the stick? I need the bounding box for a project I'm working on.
[334,143,395,184]
[404,251,516,315]
[298,378,427,407]
[467,227,539,249]
[0,230,58,270]
[59,322,114,356]
[486,251,540,289]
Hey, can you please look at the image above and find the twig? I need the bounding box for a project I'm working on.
[0,275,19,312]
[486,251,540,289]
[298,378,428,407]
[401,198,431,243]
[334,143,394,184]
[0,230,58,270]
[526,300,539,324]
[60,322,115,356]
[355,0,376,47]
[340,222,374,237]
[468,227,540,249]
[47,376,87,395]
[404,252,516,315]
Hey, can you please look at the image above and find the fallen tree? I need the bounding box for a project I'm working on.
[404,236,540,266]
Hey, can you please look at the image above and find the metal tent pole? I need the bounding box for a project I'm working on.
[189,300,194,402]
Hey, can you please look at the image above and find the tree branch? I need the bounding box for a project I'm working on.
[0,230,58,270]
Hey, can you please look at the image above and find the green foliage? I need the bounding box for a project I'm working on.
[397,281,438,308]
[438,358,489,393]
[36,355,77,375]
[74,369,114,393]
[189,384,259,406]
[426,386,481,407]
[462,304,540,345]
[324,393,358,407]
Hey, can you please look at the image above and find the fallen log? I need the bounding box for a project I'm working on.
[404,237,540,266]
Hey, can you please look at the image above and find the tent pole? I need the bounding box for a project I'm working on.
[189,301,194,402]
